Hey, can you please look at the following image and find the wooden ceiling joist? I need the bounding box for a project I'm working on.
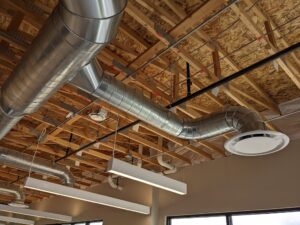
[0,0,299,204]
[230,3,300,89]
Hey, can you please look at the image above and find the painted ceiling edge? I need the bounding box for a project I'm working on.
[0,147,74,186]
[0,0,127,139]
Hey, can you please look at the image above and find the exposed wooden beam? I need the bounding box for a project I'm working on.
[243,0,300,66]
[128,0,280,121]
[161,0,280,114]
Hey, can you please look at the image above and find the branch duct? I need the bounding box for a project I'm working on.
[0,181,24,204]
[157,155,177,175]
[71,60,265,140]
[0,147,74,186]
[107,175,123,191]
[0,0,127,139]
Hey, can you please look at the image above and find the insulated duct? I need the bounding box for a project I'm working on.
[0,148,74,186]
[107,175,123,191]
[0,181,24,204]
[157,155,177,175]
[0,0,127,139]
[71,60,265,140]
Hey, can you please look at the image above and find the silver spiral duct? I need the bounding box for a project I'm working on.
[0,181,24,203]
[0,0,127,139]
[71,60,265,140]
[0,148,74,186]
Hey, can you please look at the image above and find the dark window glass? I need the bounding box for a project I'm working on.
[232,211,300,225]
[170,216,226,225]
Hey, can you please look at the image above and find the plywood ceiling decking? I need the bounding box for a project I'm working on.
[0,0,299,204]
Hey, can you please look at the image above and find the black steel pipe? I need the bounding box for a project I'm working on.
[56,42,300,163]
[186,62,192,96]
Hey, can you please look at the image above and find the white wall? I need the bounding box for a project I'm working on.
[33,139,300,225]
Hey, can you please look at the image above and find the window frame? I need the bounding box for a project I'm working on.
[167,207,300,225]
[49,220,103,225]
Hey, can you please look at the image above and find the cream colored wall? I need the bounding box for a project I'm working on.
[33,139,300,225]
[158,139,300,224]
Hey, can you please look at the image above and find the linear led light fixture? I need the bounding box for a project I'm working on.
[107,158,187,195]
[25,177,150,215]
[0,215,35,225]
[0,204,72,222]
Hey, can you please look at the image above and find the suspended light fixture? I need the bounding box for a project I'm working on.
[24,177,150,215]
[0,204,72,222]
[107,158,187,195]
[0,215,34,225]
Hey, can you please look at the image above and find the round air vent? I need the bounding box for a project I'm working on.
[89,108,108,122]
[224,130,289,156]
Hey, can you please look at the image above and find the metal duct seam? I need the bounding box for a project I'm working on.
[0,0,127,139]
[71,60,265,140]
[0,147,74,186]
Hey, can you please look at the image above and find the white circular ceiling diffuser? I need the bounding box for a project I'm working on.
[225,130,289,156]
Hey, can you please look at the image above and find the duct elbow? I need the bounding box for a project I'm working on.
[107,175,123,191]
[0,181,26,206]
[59,167,75,186]
[177,107,265,140]
[0,183,23,201]
[226,106,265,132]
[157,155,177,175]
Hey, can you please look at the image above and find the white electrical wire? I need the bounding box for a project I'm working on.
[28,128,47,178]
